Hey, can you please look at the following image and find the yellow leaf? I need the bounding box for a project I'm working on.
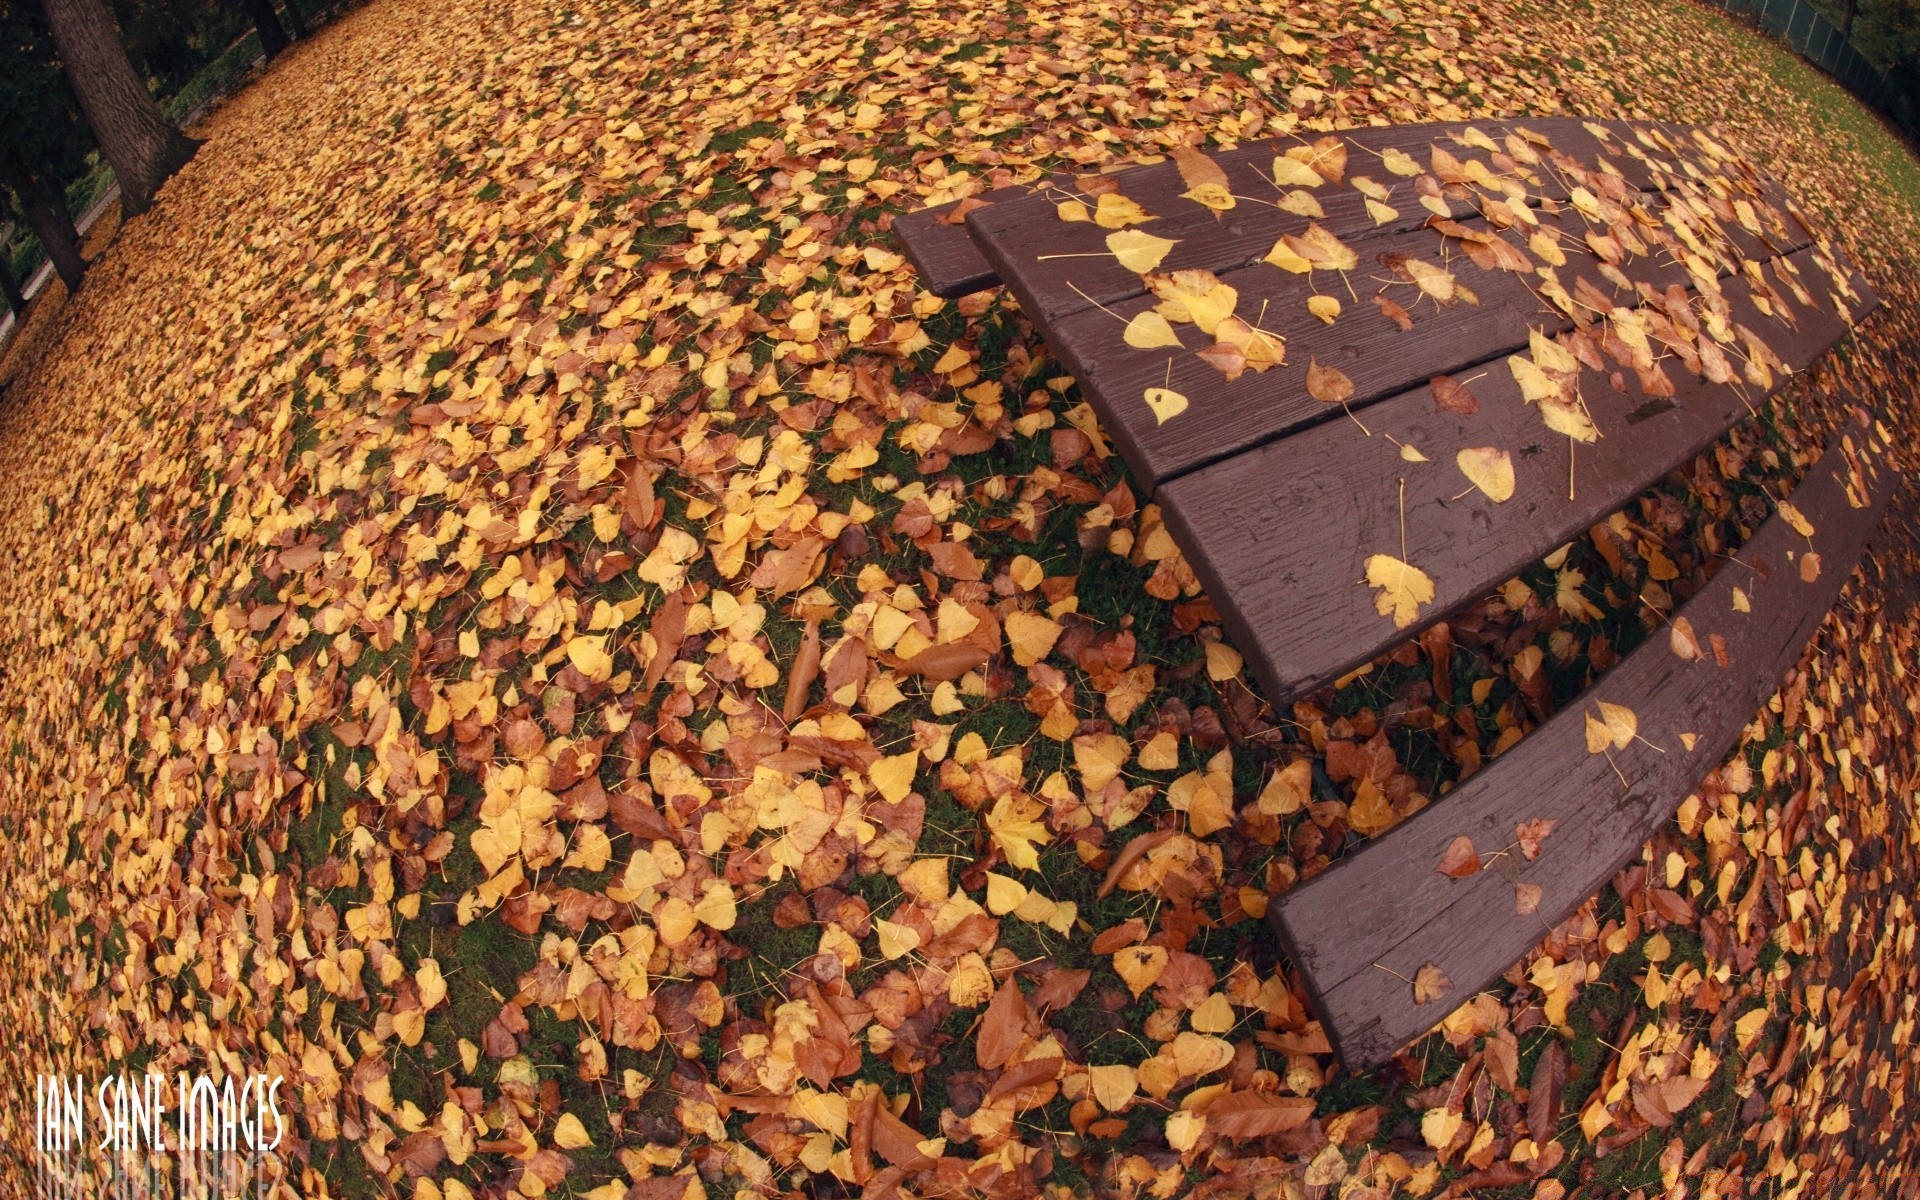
[1598,701,1637,748]
[1732,586,1751,613]
[1422,1106,1463,1150]
[1270,156,1323,187]
[1307,294,1341,324]
[566,634,613,683]
[1778,500,1815,538]
[1123,311,1184,349]
[1364,554,1435,628]
[553,1113,593,1150]
[1147,269,1238,333]
[416,958,448,1011]
[986,793,1052,869]
[869,751,919,803]
[985,872,1028,915]
[1113,944,1169,998]
[1144,387,1189,424]
[1279,189,1324,217]
[1004,609,1064,666]
[1399,443,1429,463]
[1165,1110,1206,1152]
[692,879,737,930]
[1088,1063,1139,1112]
[1365,197,1399,225]
[1540,397,1599,443]
[1204,641,1243,681]
[1263,236,1312,273]
[1190,992,1236,1033]
[1455,447,1515,502]
[1106,229,1175,272]
[1182,182,1236,213]
[1094,193,1156,229]
[874,917,921,960]
[1381,147,1422,176]
[1057,199,1091,223]
[1257,759,1311,816]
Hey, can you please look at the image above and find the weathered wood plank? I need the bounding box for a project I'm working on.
[1267,407,1899,1070]
[891,184,1034,299]
[1157,242,1875,709]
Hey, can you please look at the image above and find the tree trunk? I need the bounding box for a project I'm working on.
[242,0,290,58]
[280,0,309,40]
[40,0,199,218]
[0,159,86,295]
[0,253,24,316]
[1842,0,1857,40]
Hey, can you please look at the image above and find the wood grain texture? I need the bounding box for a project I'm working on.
[1267,407,1900,1071]
[891,184,1034,298]
[1158,243,1875,709]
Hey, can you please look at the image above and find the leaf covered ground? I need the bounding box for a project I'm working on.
[3,0,1919,1197]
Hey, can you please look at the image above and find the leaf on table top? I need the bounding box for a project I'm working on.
[1144,387,1189,424]
[1212,315,1286,373]
[1056,198,1091,222]
[1516,818,1557,860]
[1306,357,1354,404]
[1375,293,1415,330]
[1106,228,1176,272]
[1430,373,1479,413]
[1279,189,1324,217]
[1456,446,1515,502]
[1264,235,1313,273]
[1380,146,1422,176]
[1146,269,1239,333]
[1779,500,1815,537]
[1270,155,1324,188]
[1413,961,1452,1004]
[1364,553,1436,628]
[1436,835,1481,878]
[1585,701,1637,752]
[1287,136,1348,184]
[1122,310,1183,349]
[1307,294,1341,324]
[1170,146,1234,214]
[1094,193,1155,229]
[1669,615,1703,660]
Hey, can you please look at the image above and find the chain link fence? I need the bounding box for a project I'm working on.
[1706,0,1920,141]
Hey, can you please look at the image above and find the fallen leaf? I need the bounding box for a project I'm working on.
[1106,229,1176,272]
[1123,311,1184,349]
[1436,835,1481,878]
[1306,357,1355,404]
[1364,554,1436,628]
[1456,446,1515,502]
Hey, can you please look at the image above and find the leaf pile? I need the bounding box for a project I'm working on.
[1,0,1918,1198]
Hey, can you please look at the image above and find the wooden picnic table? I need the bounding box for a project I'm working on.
[894,117,1888,1070]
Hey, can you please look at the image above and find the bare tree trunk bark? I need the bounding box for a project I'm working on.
[0,159,86,295]
[40,0,199,218]
[280,0,309,40]
[1842,0,1857,40]
[242,0,291,58]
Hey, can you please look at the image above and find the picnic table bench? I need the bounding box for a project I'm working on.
[894,117,1888,1070]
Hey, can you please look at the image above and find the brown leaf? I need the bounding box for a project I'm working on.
[1528,1040,1567,1143]
[1430,373,1480,414]
[1306,357,1355,404]
[1515,818,1557,861]
[1206,1091,1318,1140]
[1668,615,1703,661]
[782,616,823,723]
[1374,293,1415,331]
[1436,835,1482,878]
[977,977,1029,1069]
[982,1054,1063,1103]
[1413,961,1452,1004]
[1514,882,1542,915]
